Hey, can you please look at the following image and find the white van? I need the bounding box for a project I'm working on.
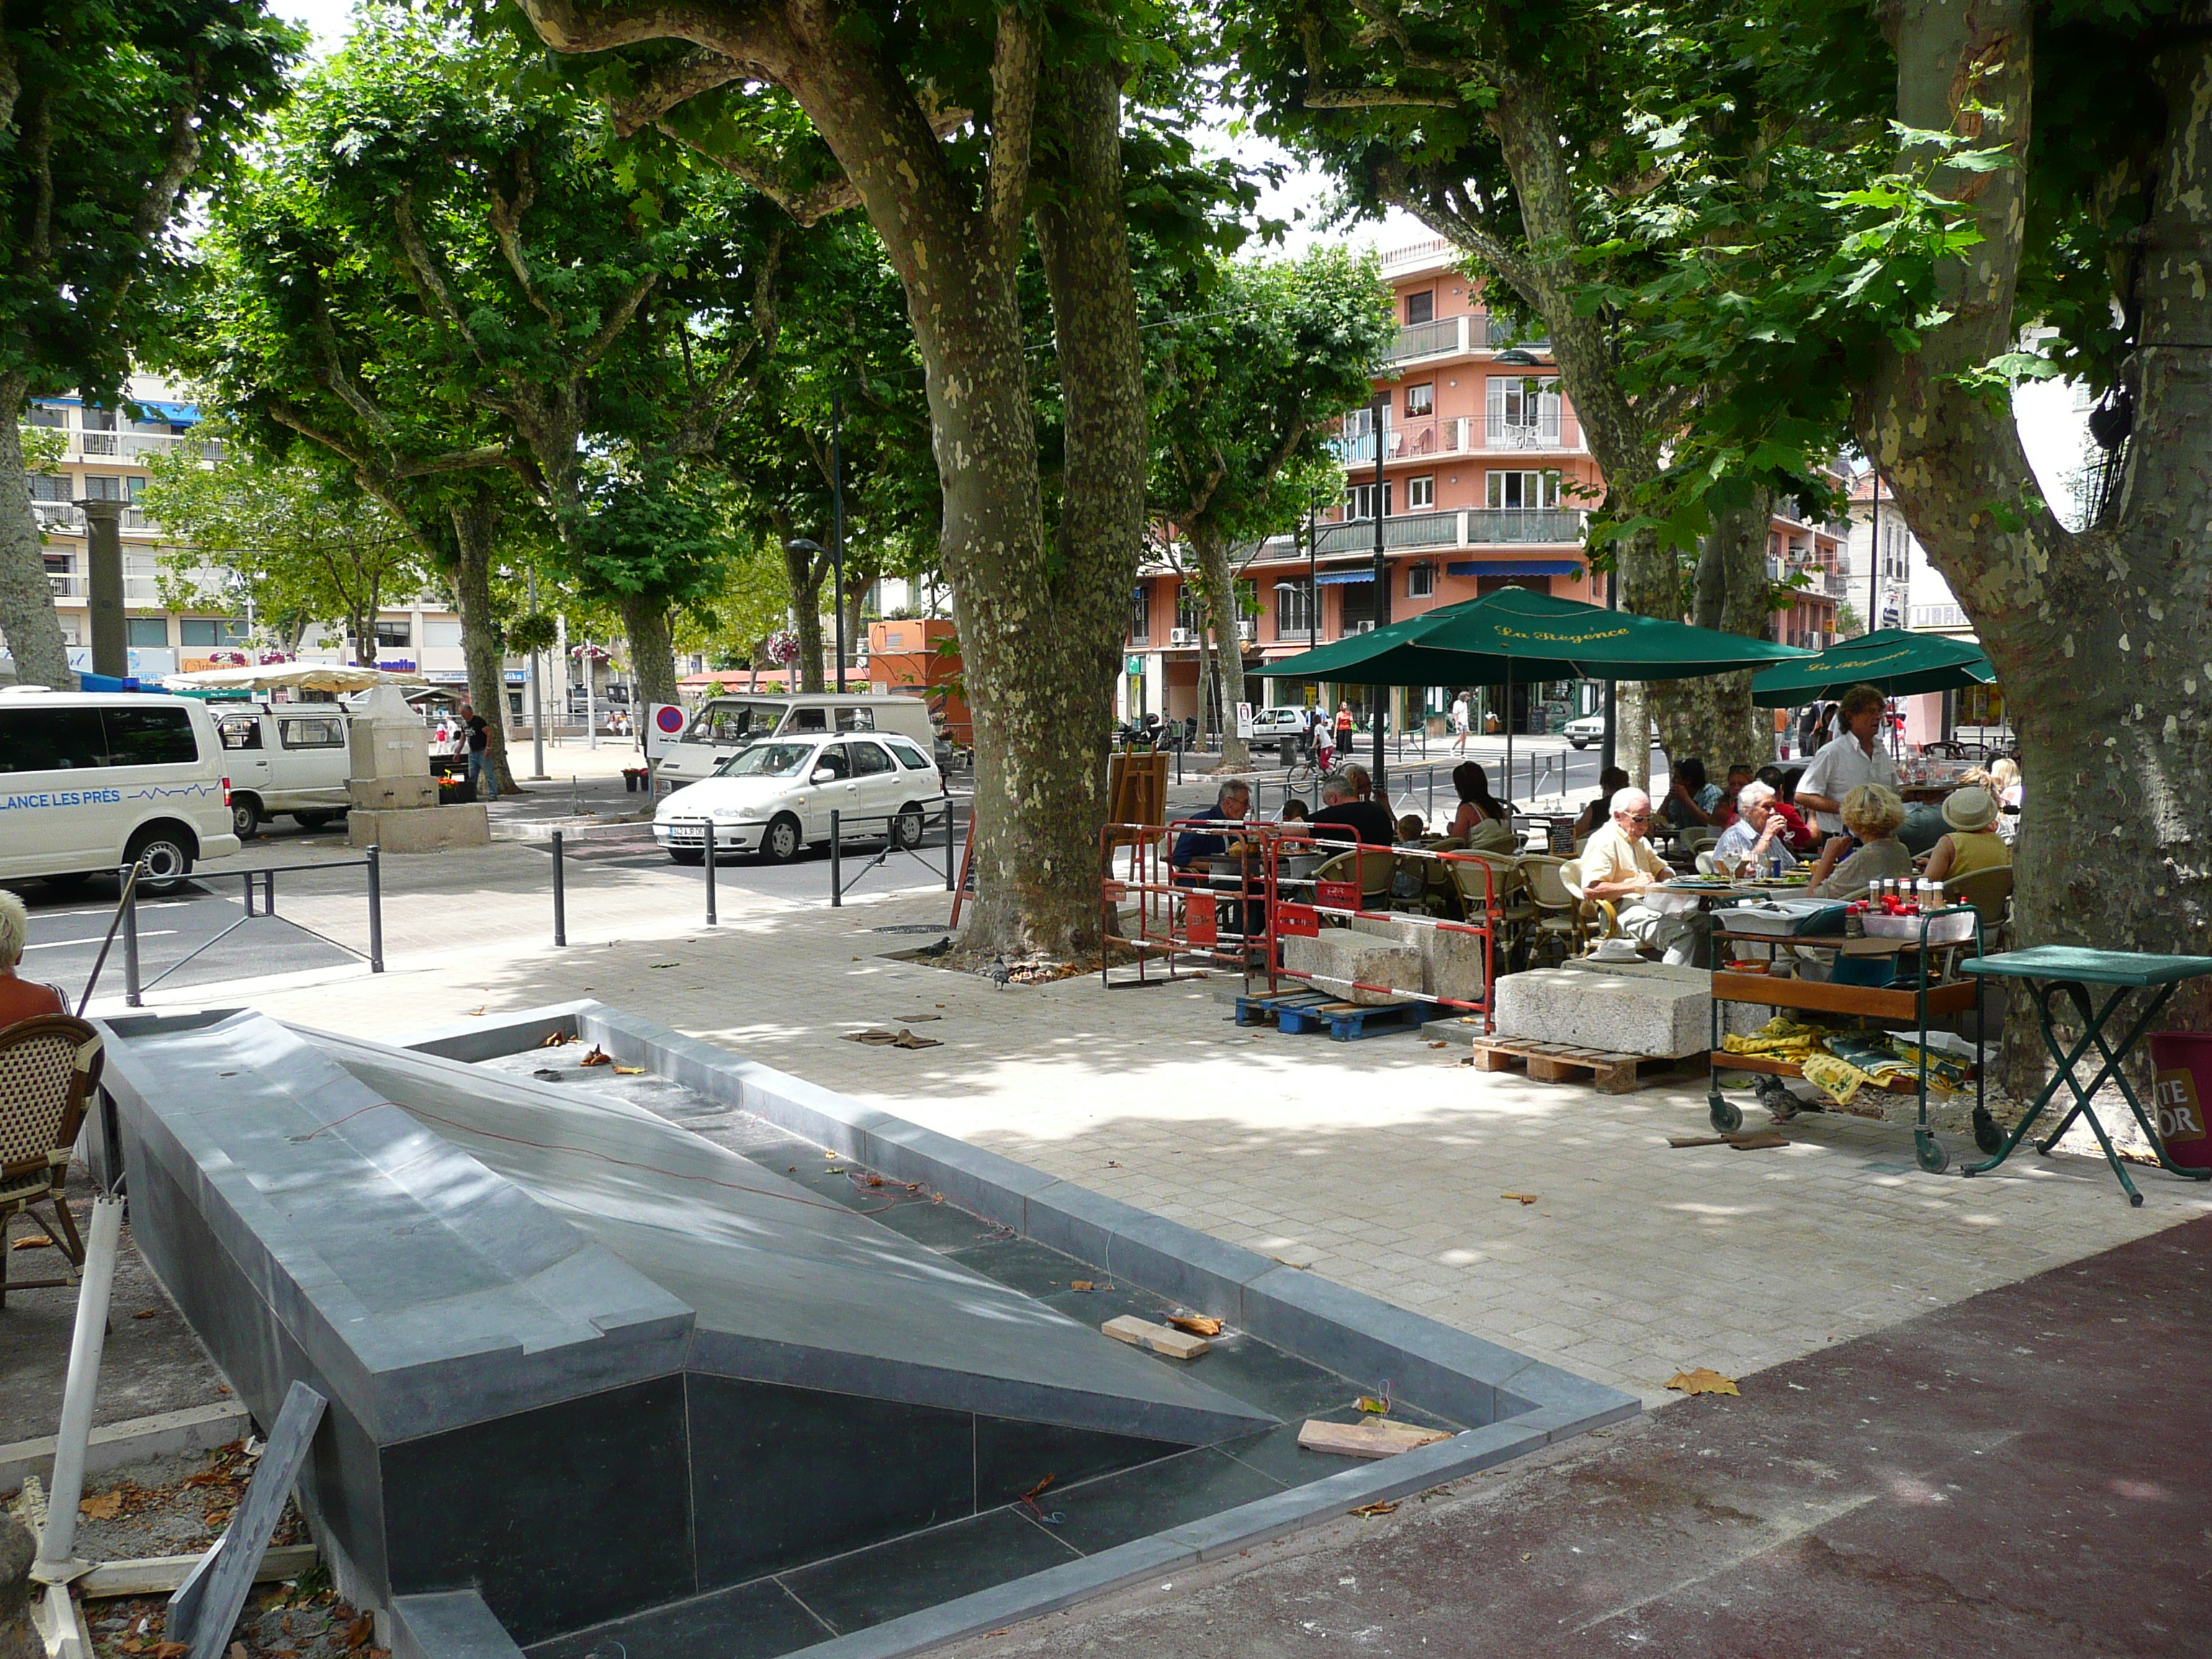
[212,706,354,838]
[0,689,243,890]
[654,693,935,787]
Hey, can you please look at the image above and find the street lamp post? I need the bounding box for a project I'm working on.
[1369,390,1390,788]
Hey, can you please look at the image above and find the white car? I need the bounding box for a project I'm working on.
[1241,706,1315,759]
[0,688,242,891]
[213,706,354,837]
[1564,714,1664,750]
[654,730,944,864]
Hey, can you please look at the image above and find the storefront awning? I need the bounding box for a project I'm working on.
[1446,559,1582,577]
[1314,571,1375,587]
[136,400,199,424]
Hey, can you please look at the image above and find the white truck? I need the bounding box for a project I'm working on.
[0,688,242,890]
[211,705,355,837]
[652,692,936,788]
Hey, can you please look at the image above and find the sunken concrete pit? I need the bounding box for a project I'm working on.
[94,1002,1637,1659]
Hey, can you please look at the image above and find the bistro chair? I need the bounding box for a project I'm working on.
[1945,866,2015,953]
[1526,856,1615,966]
[1313,848,1395,914]
[1450,853,1536,968]
[1,1015,103,1310]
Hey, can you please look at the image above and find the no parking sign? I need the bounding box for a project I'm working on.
[644,701,687,757]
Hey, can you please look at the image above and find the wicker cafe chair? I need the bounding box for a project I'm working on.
[1448,854,1534,966]
[0,1014,104,1309]
[1944,866,2016,953]
[1522,856,1609,966]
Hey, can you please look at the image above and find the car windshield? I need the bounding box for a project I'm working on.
[687,700,785,744]
[716,742,815,778]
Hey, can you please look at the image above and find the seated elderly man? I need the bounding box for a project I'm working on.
[1579,788,1714,966]
[1712,781,1799,876]
[1172,778,1254,882]
[1308,772,1398,848]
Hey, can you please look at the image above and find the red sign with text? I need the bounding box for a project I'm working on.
[1314,878,1362,912]
[1184,891,1218,945]
[1275,902,1321,938]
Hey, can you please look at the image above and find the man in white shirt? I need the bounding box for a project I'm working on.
[1450,692,1470,755]
[1795,684,1896,835]
[1713,782,1799,874]
[1580,788,1712,966]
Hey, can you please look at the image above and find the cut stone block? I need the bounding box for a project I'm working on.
[1284,917,1486,1008]
[1281,930,1423,1006]
[1493,966,1715,1058]
[349,802,490,852]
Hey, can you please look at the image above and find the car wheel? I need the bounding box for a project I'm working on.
[293,810,339,830]
[890,803,927,849]
[761,813,803,864]
[125,827,194,894]
[231,797,262,840]
[667,848,704,866]
[1569,739,1590,750]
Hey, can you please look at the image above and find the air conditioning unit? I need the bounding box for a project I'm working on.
[1236,620,1257,642]
[1169,627,1197,647]
[1346,620,1377,635]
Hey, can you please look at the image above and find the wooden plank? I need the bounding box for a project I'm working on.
[1591,1058,1642,1094]
[79,1543,319,1600]
[1101,1316,1210,1360]
[1296,1418,1455,1460]
[1524,1054,1577,1084]
[1712,972,1977,1019]
[1471,1046,1516,1073]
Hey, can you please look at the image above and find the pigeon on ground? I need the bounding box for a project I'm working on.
[1753,1071,1801,1120]
[979,953,1013,989]
[914,935,954,959]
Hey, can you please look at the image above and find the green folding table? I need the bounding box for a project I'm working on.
[1959,946,2212,1205]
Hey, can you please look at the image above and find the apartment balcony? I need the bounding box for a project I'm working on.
[1331,415,1578,467]
[46,572,166,605]
[1484,316,1552,351]
[1483,415,1566,451]
[1254,508,1587,561]
[29,500,162,534]
[36,428,215,463]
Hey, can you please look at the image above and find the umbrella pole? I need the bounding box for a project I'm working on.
[1505,656,1515,806]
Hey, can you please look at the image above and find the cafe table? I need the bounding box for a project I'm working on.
[1959,946,2212,1205]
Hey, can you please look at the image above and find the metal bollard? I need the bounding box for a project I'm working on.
[703,820,718,925]
[266,868,278,916]
[122,870,141,1007]
[830,811,842,907]
[243,870,256,919]
[943,795,956,891]
[366,845,383,972]
[551,830,567,947]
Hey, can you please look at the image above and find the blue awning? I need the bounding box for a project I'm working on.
[1447,559,1582,577]
[135,400,199,424]
[1314,571,1375,587]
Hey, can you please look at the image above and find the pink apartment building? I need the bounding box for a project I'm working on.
[1125,238,1843,735]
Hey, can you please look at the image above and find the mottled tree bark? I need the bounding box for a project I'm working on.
[1650,490,1773,772]
[449,487,516,794]
[0,372,73,687]
[780,528,831,693]
[1188,521,1250,770]
[619,594,680,706]
[1866,4,2212,1078]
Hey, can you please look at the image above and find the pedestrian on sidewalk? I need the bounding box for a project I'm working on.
[1450,691,1470,755]
[460,702,498,802]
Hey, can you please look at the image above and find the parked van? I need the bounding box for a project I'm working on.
[653,693,935,787]
[212,705,354,837]
[0,689,242,890]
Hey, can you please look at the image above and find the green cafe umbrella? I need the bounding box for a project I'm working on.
[1268,588,1809,784]
[1749,628,1995,707]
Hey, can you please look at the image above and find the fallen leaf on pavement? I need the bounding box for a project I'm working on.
[1167,1314,1223,1336]
[1070,1280,1095,1292]
[1426,1040,1448,1048]
[1665,1367,1740,1397]
[132,1308,156,1318]
[1357,1395,1390,1415]
[78,1491,123,1519]
[11,1236,52,1250]
[842,1028,943,1050]
[344,1613,376,1649]
[153,1643,189,1659]
[1351,1501,1399,1517]
[1501,1192,1539,1205]
[649,962,680,969]
[465,1007,486,1017]
[536,1031,570,1048]
[611,1065,645,1075]
[578,1046,611,1067]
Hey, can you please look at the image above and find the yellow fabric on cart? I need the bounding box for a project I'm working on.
[1800,1051,1879,1105]
[1721,1014,1823,1062]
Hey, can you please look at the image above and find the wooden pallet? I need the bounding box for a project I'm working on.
[1470,1036,1706,1094]
[1238,988,1439,1041]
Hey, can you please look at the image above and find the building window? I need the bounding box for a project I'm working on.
[27,473,70,503]
[1175,585,1204,636]
[180,619,248,647]
[1406,290,1435,324]
[1486,470,1559,509]
[1346,482,1393,521]
[1407,475,1435,511]
[1404,382,1434,417]
[80,407,116,432]
[1129,585,1149,641]
[1408,564,1436,598]
[373,619,411,648]
[1487,376,1563,445]
[1277,579,1316,637]
[127,616,168,647]
[25,403,65,428]
[81,474,124,500]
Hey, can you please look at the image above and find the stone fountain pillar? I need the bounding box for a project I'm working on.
[346,683,490,851]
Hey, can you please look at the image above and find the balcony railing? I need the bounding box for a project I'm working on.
[45,573,167,604]
[40,429,215,463]
[1267,508,1586,559]
[1464,508,1586,544]
[1484,316,1552,351]
[27,500,163,534]
[1484,415,1565,449]
[1388,316,1467,363]
[1331,416,1473,464]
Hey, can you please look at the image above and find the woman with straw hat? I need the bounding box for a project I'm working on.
[1923,786,2012,884]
